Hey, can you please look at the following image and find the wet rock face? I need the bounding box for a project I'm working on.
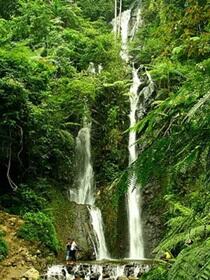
[142,184,165,257]
[56,202,96,261]
[41,262,151,280]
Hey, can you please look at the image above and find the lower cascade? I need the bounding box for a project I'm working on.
[69,121,109,260]
[88,207,109,260]
[41,262,151,280]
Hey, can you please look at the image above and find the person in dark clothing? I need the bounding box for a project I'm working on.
[66,239,72,265]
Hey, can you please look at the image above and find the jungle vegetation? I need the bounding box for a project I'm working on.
[0,0,209,279]
[0,0,131,255]
[129,0,210,279]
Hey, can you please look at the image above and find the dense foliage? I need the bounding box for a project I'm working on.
[0,0,209,277]
[0,0,128,254]
[129,0,210,278]
[18,212,59,252]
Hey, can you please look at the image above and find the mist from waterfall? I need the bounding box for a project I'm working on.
[69,121,109,260]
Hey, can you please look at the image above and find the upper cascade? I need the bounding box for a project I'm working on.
[112,5,142,62]
[120,9,131,62]
[69,122,95,205]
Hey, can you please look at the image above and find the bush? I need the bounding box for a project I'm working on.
[0,184,47,215]
[0,231,8,261]
[18,187,47,214]
[141,265,168,280]
[18,212,59,252]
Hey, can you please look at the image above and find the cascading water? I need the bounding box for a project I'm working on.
[69,121,109,260]
[127,66,144,258]
[69,123,95,205]
[114,5,154,258]
[42,262,150,280]
[87,206,109,260]
[120,9,131,62]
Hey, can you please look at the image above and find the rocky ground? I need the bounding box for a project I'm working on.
[0,211,49,280]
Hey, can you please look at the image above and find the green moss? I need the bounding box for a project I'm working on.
[48,186,76,250]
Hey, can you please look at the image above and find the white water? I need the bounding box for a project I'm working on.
[88,206,109,260]
[69,124,95,205]
[44,263,150,280]
[120,10,131,62]
[69,122,109,260]
[127,67,144,258]
[115,7,145,258]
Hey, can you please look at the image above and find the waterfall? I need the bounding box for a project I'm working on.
[113,5,154,258]
[120,10,131,63]
[127,66,144,258]
[127,66,154,258]
[69,121,109,260]
[69,123,95,205]
[88,206,110,260]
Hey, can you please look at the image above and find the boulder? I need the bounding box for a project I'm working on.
[8,217,17,227]
[117,277,129,280]
[21,268,40,280]
[128,277,138,280]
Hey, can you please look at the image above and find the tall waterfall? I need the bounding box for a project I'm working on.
[69,121,109,260]
[114,6,148,258]
[127,66,144,258]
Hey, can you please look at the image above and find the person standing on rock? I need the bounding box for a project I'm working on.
[70,239,78,263]
[66,238,72,265]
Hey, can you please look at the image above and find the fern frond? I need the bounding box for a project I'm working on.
[168,238,210,280]
[196,259,210,280]
[58,129,74,144]
[156,225,210,252]
[183,92,210,122]
[173,146,199,174]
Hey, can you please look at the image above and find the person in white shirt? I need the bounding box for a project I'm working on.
[70,239,78,263]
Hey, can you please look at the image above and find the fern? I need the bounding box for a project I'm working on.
[58,129,74,145]
[174,147,199,174]
[168,239,210,280]
[183,92,210,122]
[196,259,210,280]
